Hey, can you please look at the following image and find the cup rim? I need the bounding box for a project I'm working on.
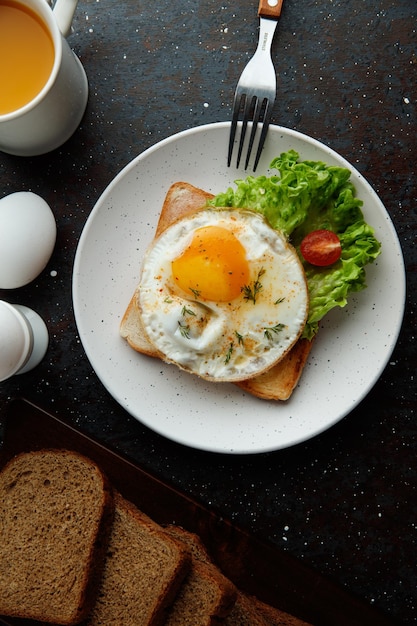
[0,0,63,121]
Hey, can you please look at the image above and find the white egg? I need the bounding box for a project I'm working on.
[0,192,56,289]
[138,209,309,382]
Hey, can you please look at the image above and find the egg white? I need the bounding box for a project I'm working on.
[138,208,308,382]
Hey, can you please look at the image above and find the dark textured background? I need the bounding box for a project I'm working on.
[0,1,416,624]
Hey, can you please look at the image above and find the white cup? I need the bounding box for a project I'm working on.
[0,301,49,382]
[0,0,88,156]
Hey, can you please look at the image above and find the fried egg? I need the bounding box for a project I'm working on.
[138,208,308,382]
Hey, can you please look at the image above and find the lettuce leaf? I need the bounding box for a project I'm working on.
[209,150,381,339]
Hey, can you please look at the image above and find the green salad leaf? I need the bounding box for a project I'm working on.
[209,150,381,339]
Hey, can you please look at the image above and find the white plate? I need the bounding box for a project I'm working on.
[72,123,406,454]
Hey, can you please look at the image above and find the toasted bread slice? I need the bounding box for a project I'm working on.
[0,449,114,625]
[120,285,163,357]
[235,337,314,401]
[120,182,314,400]
[87,492,190,626]
[154,180,214,237]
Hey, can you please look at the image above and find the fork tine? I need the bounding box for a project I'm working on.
[244,97,263,170]
[227,93,242,167]
[236,94,254,168]
[252,99,272,171]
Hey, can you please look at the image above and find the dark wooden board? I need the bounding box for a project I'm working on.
[0,399,399,626]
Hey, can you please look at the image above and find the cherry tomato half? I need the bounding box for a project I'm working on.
[300,229,342,267]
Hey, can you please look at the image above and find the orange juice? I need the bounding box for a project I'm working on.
[0,1,54,115]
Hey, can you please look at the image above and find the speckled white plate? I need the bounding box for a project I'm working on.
[72,123,405,454]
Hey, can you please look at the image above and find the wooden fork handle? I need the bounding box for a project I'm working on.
[258,0,284,19]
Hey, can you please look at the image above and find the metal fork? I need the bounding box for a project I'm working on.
[227,0,284,171]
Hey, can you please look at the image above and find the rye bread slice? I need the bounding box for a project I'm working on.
[166,526,312,626]
[0,449,114,625]
[164,525,237,625]
[225,592,314,626]
[86,492,190,626]
[224,592,271,626]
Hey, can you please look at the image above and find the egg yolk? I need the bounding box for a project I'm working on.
[171,225,250,302]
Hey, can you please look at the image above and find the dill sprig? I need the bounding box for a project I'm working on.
[264,323,286,340]
[189,288,201,299]
[235,330,244,345]
[241,268,265,304]
[225,343,234,364]
[178,321,190,339]
[182,305,196,316]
